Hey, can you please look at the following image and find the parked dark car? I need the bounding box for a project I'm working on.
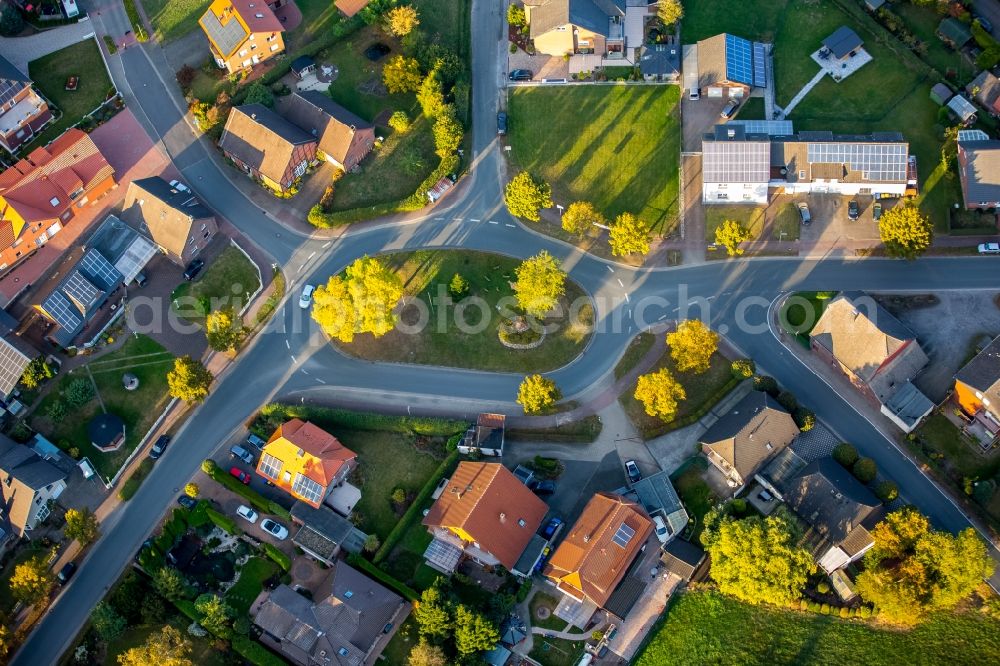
[183,258,205,280]
[720,99,740,119]
[497,111,507,135]
[797,202,811,225]
[847,199,860,221]
[149,434,170,459]
[230,444,255,465]
[625,459,641,484]
[246,433,266,449]
[509,69,532,81]
[542,517,563,539]
[57,562,77,585]
[533,480,557,496]
[873,201,882,221]
[230,467,251,484]
[177,495,197,509]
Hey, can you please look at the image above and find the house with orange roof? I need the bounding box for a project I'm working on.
[421,461,548,575]
[543,492,653,626]
[255,419,357,508]
[199,0,285,74]
[0,129,115,276]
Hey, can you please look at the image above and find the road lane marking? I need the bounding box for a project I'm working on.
[285,340,290,349]
[308,251,316,260]
[617,278,624,287]
[607,266,614,273]
[505,223,516,228]
[470,218,480,222]
[453,217,464,221]
[316,378,326,384]
[291,355,297,363]
[302,370,310,375]
[658,314,667,321]
[322,241,331,248]
[624,293,630,303]
[488,220,499,224]
[435,217,445,220]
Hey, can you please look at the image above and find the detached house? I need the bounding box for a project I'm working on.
[0,435,68,541]
[199,0,285,74]
[422,461,547,575]
[700,391,799,489]
[524,0,626,58]
[122,177,217,266]
[954,334,1000,442]
[967,70,1000,117]
[0,55,53,153]
[956,129,1000,210]
[693,33,767,97]
[219,104,318,194]
[281,92,375,172]
[256,419,357,508]
[0,129,115,274]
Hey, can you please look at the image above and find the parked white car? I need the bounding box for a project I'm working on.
[236,505,258,524]
[978,242,1000,255]
[652,515,669,544]
[260,518,288,540]
[299,284,315,309]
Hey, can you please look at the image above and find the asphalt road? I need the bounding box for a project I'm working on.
[12,0,1000,663]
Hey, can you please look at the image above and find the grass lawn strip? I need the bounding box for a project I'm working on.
[529,592,570,632]
[171,246,261,322]
[614,332,657,380]
[530,636,586,666]
[772,202,801,241]
[333,250,594,373]
[225,556,279,616]
[142,0,208,42]
[26,40,113,153]
[508,86,681,236]
[914,413,1000,483]
[670,457,716,543]
[636,590,1000,664]
[106,618,230,666]
[31,335,174,480]
[778,290,829,347]
[704,206,765,242]
[681,0,789,42]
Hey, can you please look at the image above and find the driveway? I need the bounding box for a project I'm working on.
[605,539,679,662]
[681,97,727,152]
[793,193,883,243]
[507,50,568,81]
[0,21,95,74]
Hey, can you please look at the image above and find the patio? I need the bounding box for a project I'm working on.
[810,47,872,82]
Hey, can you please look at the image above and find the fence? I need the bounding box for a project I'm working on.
[105,397,180,488]
[229,239,264,317]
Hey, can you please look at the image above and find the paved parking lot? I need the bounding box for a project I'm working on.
[681,96,728,152]
[793,194,885,243]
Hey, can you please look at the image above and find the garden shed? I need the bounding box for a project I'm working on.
[930,82,953,106]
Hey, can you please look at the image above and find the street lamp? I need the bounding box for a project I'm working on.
[556,204,564,216]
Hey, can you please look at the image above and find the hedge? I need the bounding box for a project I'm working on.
[638,376,741,440]
[204,461,273,513]
[174,599,199,623]
[232,636,289,666]
[347,553,418,602]
[262,543,291,571]
[507,414,603,443]
[254,403,467,438]
[267,501,291,521]
[373,451,460,564]
[206,507,240,535]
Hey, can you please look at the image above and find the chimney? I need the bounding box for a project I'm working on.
[583,534,590,543]
[499,512,506,523]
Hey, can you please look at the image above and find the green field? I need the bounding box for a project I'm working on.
[143,0,209,42]
[106,619,232,666]
[26,39,113,152]
[224,557,279,616]
[508,86,682,236]
[614,331,657,380]
[682,0,789,42]
[636,590,1000,665]
[332,250,594,373]
[671,457,715,542]
[171,246,260,321]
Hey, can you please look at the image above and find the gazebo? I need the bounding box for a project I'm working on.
[89,413,126,452]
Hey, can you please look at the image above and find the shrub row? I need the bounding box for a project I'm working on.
[203,459,275,514]
[206,507,240,535]
[254,403,467,438]
[347,553,419,602]
[122,0,149,41]
[507,414,603,443]
[118,458,155,501]
[373,451,460,564]
[262,542,291,571]
[232,636,289,666]
[640,377,741,440]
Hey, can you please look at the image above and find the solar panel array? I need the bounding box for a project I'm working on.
[806,142,907,181]
[703,140,771,183]
[612,522,636,548]
[729,120,793,136]
[0,78,26,108]
[0,338,31,398]
[292,474,325,505]
[41,291,83,333]
[79,249,123,291]
[752,43,767,88]
[63,271,101,313]
[725,34,754,85]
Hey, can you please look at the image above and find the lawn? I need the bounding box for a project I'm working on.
[620,346,736,440]
[508,86,682,236]
[636,590,1000,665]
[705,206,765,242]
[26,39,113,152]
[142,0,209,42]
[225,556,279,616]
[0,545,48,617]
[332,250,595,373]
[381,616,421,665]
[530,636,586,666]
[614,332,657,380]
[914,412,1000,482]
[530,592,569,632]
[682,0,789,42]
[772,202,801,240]
[736,96,766,120]
[171,246,261,321]
[670,457,715,542]
[778,291,831,346]
[106,619,232,666]
[31,335,175,480]
[285,0,343,51]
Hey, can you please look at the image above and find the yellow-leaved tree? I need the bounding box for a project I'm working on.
[10,553,54,605]
[205,308,244,352]
[714,219,752,256]
[167,356,213,403]
[504,172,553,222]
[667,319,718,374]
[657,0,684,26]
[634,368,686,421]
[517,374,561,414]
[311,256,404,343]
[513,251,566,318]
[118,625,192,666]
[561,201,605,236]
[384,5,420,37]
[608,212,650,256]
[878,204,932,259]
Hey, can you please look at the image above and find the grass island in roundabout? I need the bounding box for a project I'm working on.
[315,250,595,374]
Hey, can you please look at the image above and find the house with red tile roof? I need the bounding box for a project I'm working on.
[255,419,357,508]
[0,129,115,276]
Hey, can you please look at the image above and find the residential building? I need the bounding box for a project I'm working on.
[251,562,410,666]
[659,538,706,584]
[122,177,217,265]
[0,310,37,400]
[256,419,357,508]
[289,501,367,565]
[0,129,115,274]
[219,104,318,194]
[810,293,931,414]
[821,26,863,62]
[0,55,53,153]
[524,0,626,59]
[956,129,1000,210]
[629,470,688,544]
[456,412,505,456]
[639,39,681,82]
[967,70,1000,116]
[700,391,799,488]
[702,123,914,204]
[693,33,767,97]
[422,461,547,574]
[782,458,884,574]
[543,492,652,625]
[954,334,1000,441]
[198,0,285,74]
[281,91,375,172]
[334,0,371,18]
[938,17,972,48]
[0,434,68,539]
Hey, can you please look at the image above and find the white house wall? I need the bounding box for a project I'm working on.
[777,181,907,196]
[703,182,769,204]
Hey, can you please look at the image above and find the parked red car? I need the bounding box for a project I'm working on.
[229,467,251,484]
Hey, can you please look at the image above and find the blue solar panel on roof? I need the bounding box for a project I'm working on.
[79,249,123,291]
[42,292,83,332]
[612,522,636,548]
[725,34,755,86]
[752,43,767,88]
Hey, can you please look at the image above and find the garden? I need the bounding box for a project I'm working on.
[331,250,595,373]
[670,457,716,543]
[29,335,175,480]
[778,290,834,346]
[705,206,766,243]
[171,246,261,323]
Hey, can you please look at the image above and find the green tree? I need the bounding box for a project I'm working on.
[879,204,932,259]
[64,507,100,546]
[10,554,55,605]
[0,4,24,37]
[65,377,95,407]
[184,483,199,498]
[46,399,67,422]
[517,374,561,414]
[634,368,686,421]
[795,409,815,432]
[167,356,213,403]
[513,250,566,317]
[852,457,877,484]
[875,480,899,503]
[731,358,755,380]
[388,110,411,133]
[449,273,469,299]
[504,172,553,222]
[608,212,650,256]
[391,488,407,505]
[413,585,451,639]
[383,55,423,94]
[384,4,420,36]
[153,567,189,602]
[205,308,245,352]
[432,105,464,158]
[408,639,447,666]
[118,625,192,666]
[657,0,684,26]
[561,201,605,235]
[507,3,527,27]
[194,594,233,637]
[453,604,500,658]
[363,533,381,553]
[92,601,127,642]
[243,81,274,108]
[417,69,446,118]
[667,319,719,374]
[702,512,814,606]
[715,219,752,256]
[20,357,53,389]
[311,256,404,343]
[832,442,859,468]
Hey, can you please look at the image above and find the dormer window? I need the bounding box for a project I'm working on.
[49,197,60,207]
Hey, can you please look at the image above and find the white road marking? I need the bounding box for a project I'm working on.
[658,314,667,321]
[285,340,290,349]
[624,293,630,303]
[607,266,614,273]
[316,378,326,385]
[291,355,297,363]
[435,217,445,220]
[488,220,499,225]
[297,264,305,274]
[301,370,310,376]
[617,278,624,287]
[470,218,480,222]
[453,217,464,221]
[308,251,316,260]
[505,223,516,228]
[322,241,331,248]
